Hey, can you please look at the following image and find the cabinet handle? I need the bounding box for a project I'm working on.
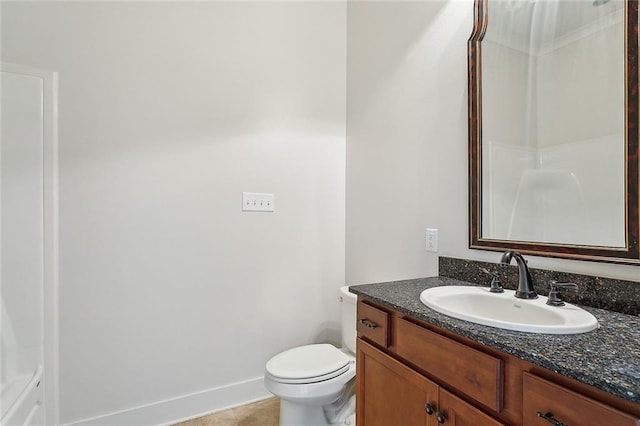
[359,319,378,329]
[536,411,566,426]
[424,403,435,415]
[435,411,446,424]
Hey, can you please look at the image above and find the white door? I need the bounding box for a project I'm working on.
[1,65,58,426]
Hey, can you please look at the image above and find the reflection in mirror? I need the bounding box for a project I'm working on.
[483,0,625,246]
[468,0,639,263]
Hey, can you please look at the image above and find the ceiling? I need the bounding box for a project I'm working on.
[485,0,625,54]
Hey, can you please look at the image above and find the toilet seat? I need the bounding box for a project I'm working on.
[266,344,351,384]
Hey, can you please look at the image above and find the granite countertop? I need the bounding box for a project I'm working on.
[349,276,640,405]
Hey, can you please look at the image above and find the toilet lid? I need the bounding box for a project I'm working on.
[266,344,351,384]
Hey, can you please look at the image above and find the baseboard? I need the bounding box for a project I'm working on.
[63,376,272,426]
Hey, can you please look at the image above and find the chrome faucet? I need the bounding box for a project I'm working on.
[500,251,537,299]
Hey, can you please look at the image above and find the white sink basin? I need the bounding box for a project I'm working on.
[420,286,598,334]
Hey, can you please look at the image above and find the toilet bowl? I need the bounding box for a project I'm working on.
[264,286,357,426]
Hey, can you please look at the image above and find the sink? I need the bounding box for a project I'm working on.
[420,286,598,334]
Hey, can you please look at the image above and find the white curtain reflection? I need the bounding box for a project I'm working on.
[482,0,626,247]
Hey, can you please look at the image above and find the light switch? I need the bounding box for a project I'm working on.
[242,192,275,212]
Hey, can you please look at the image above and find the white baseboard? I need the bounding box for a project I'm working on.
[63,376,272,426]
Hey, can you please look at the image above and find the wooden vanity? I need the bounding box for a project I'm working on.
[354,286,640,426]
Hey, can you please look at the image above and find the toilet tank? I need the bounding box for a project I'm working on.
[339,286,357,354]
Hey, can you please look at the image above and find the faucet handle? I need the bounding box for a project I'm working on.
[546,281,578,306]
[480,268,504,293]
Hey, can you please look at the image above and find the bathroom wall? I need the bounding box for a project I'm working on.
[2,2,346,424]
[346,0,639,285]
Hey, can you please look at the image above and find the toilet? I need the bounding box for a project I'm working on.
[264,286,357,426]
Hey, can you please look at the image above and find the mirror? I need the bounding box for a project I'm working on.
[469,0,639,263]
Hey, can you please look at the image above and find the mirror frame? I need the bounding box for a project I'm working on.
[468,0,640,264]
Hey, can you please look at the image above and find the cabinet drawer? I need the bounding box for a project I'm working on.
[523,373,639,426]
[357,300,389,348]
[395,318,503,412]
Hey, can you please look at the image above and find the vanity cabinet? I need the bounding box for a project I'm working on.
[358,339,504,426]
[355,299,640,426]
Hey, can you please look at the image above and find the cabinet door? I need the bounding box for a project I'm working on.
[357,339,439,426]
[439,388,506,426]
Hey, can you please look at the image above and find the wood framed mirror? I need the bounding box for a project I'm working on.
[468,0,639,264]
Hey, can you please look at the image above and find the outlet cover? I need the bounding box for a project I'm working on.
[426,228,438,252]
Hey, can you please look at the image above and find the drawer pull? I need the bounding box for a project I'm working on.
[536,411,566,426]
[359,319,378,329]
[424,403,435,415]
[436,411,447,424]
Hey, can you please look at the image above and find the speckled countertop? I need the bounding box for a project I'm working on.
[349,277,640,405]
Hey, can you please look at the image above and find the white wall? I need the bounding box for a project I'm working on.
[2,2,346,424]
[346,0,470,284]
[346,0,639,286]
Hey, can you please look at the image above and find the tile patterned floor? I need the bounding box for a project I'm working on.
[174,397,279,426]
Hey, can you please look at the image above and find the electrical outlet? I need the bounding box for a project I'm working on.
[426,228,438,252]
[242,192,275,212]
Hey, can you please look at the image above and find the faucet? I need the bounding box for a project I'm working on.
[500,251,537,299]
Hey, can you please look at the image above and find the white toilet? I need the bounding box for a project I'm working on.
[264,286,357,426]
